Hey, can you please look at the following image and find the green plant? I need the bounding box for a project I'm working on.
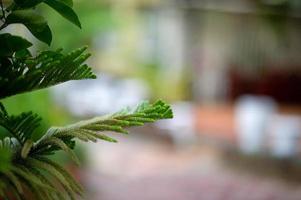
[0,0,173,199]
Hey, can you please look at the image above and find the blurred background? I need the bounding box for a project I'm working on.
[3,0,301,199]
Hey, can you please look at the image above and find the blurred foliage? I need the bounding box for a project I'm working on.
[255,0,301,38]
[39,0,115,51]
[139,62,191,101]
[0,148,12,172]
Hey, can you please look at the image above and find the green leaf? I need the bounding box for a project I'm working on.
[0,33,32,57]
[15,49,32,59]
[6,10,52,45]
[44,0,81,28]
[58,0,73,7]
[13,0,43,8]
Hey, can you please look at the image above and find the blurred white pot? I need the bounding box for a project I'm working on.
[269,115,301,158]
[235,95,277,154]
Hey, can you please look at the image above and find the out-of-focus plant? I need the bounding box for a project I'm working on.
[255,0,301,38]
[0,0,173,199]
[41,0,115,50]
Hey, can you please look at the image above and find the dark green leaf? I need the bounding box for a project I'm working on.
[6,10,52,45]
[13,0,43,8]
[44,0,81,28]
[15,49,32,59]
[58,0,73,7]
[0,33,32,57]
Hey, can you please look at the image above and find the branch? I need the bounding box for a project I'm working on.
[31,100,173,157]
[0,47,96,99]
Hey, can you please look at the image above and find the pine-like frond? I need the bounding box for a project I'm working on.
[29,156,84,196]
[0,138,16,175]
[32,100,173,156]
[11,165,53,190]
[0,46,96,99]
[0,137,19,150]
[4,171,23,193]
[0,103,41,144]
[0,100,173,200]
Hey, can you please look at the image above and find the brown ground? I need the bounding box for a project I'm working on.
[82,131,301,200]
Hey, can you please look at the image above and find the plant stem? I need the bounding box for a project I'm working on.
[0,0,7,31]
[0,0,5,20]
[0,23,7,30]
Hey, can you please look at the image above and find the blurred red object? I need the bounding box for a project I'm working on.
[229,68,301,104]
